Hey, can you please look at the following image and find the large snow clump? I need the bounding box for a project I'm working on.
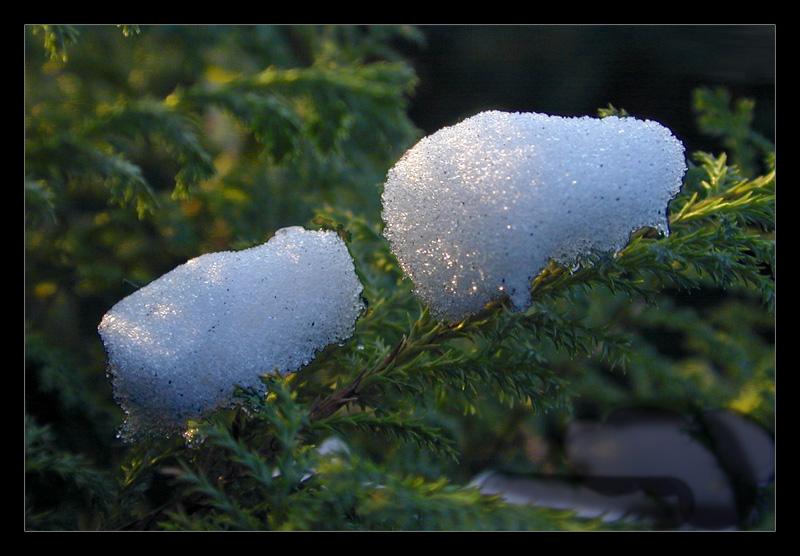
[98,226,364,440]
[381,110,686,322]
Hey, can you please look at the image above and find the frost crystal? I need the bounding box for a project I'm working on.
[381,110,686,321]
[98,226,364,441]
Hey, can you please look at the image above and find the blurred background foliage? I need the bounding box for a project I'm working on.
[25,23,422,452]
[24,25,774,530]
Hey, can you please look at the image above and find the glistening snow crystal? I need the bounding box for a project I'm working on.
[381,110,687,321]
[98,226,364,440]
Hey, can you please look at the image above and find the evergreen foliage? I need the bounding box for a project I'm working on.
[25,26,774,530]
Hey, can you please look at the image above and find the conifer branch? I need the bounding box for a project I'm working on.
[25,25,774,530]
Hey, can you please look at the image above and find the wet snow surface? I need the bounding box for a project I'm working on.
[381,110,686,321]
[99,227,364,440]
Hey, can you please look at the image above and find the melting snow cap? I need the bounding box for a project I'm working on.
[381,110,686,321]
[98,226,364,441]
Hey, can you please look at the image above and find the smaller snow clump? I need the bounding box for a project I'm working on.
[98,226,364,441]
[381,110,686,321]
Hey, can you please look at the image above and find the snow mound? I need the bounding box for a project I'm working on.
[381,110,686,321]
[98,226,364,440]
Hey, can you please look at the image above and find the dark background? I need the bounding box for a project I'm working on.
[400,25,775,156]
